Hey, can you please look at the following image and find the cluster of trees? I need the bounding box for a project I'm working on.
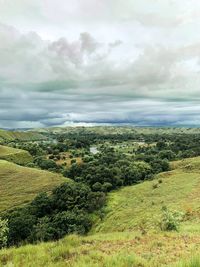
[64,147,169,192]
[3,182,105,246]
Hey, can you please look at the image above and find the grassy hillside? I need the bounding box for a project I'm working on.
[1,157,200,266]
[93,156,200,234]
[0,145,33,165]
[93,173,200,233]
[0,160,67,212]
[0,129,45,142]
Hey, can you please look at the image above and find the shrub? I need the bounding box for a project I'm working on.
[160,206,184,231]
[0,218,9,248]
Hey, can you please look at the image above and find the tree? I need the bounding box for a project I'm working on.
[32,216,54,242]
[160,206,183,231]
[52,182,93,212]
[6,209,36,245]
[51,211,92,238]
[31,193,52,217]
[158,150,176,160]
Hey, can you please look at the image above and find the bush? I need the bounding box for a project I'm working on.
[0,218,9,248]
[160,206,183,231]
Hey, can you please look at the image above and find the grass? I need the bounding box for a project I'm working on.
[172,256,200,267]
[0,129,45,142]
[2,156,200,266]
[0,145,33,165]
[93,157,200,234]
[1,233,200,267]
[93,171,200,233]
[0,160,67,211]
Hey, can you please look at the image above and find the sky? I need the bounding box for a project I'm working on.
[1,0,200,128]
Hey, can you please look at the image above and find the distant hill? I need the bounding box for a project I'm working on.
[0,160,67,212]
[0,145,33,165]
[0,129,46,142]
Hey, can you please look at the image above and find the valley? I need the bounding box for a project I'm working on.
[1,127,200,266]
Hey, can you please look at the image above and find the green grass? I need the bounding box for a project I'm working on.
[93,171,200,233]
[93,156,200,234]
[0,145,33,165]
[0,160,67,211]
[1,233,200,267]
[0,129,45,142]
[2,156,200,266]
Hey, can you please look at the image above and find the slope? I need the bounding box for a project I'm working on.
[0,145,33,165]
[0,160,66,212]
[0,129,45,142]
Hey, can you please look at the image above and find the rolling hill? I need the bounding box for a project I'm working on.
[0,160,67,212]
[0,129,45,142]
[1,157,200,266]
[0,145,33,165]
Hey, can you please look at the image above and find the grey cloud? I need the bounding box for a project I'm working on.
[1,0,200,127]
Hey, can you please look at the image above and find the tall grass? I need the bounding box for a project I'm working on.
[174,256,200,267]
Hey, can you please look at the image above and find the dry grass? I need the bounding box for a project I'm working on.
[0,145,33,165]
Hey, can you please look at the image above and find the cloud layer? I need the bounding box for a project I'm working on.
[1,0,200,128]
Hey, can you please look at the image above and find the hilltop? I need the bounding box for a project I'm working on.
[1,157,200,266]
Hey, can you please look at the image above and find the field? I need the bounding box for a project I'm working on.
[2,156,200,266]
[0,160,67,211]
[0,145,33,165]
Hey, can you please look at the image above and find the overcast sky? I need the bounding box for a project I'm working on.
[1,0,200,128]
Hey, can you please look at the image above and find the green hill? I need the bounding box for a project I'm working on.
[0,145,33,165]
[94,169,200,234]
[0,129,45,142]
[1,157,200,266]
[0,160,66,212]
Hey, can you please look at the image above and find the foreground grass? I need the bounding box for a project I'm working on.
[1,233,200,267]
[0,160,67,211]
